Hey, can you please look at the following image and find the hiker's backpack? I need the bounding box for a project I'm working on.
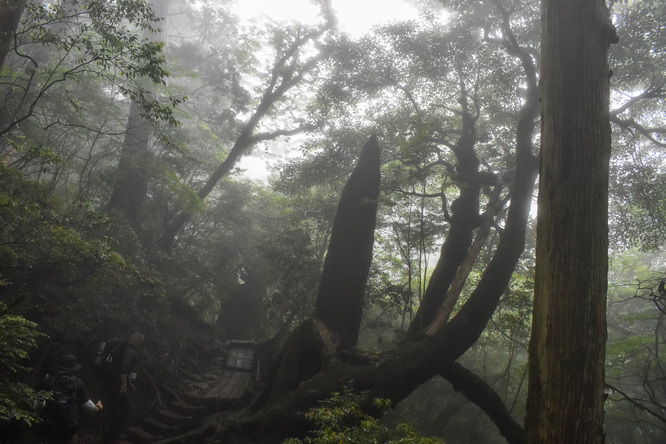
[41,374,79,435]
[92,339,126,381]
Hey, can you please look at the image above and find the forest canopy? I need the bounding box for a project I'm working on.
[1,0,666,443]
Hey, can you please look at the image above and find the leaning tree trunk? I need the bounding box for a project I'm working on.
[264,135,381,401]
[314,135,381,350]
[158,23,332,251]
[525,0,617,442]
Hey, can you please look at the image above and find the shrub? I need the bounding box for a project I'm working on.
[284,385,445,444]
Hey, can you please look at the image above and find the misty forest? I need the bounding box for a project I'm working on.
[1,0,665,443]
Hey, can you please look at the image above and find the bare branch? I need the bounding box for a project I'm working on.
[606,383,666,424]
[610,115,666,148]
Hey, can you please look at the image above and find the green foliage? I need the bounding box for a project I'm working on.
[0,162,165,338]
[607,0,666,251]
[610,151,666,250]
[284,386,445,444]
[360,273,413,350]
[0,163,122,285]
[0,304,44,425]
[604,250,666,442]
[485,270,534,344]
[2,0,182,138]
[0,0,663,440]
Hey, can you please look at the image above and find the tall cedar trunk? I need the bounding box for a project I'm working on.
[525,0,616,442]
[314,135,381,349]
[107,100,153,226]
[0,0,26,137]
[0,0,25,73]
[107,0,170,227]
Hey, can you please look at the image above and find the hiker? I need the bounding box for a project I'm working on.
[37,354,103,444]
[100,331,144,442]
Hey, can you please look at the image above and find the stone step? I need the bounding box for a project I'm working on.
[142,417,180,436]
[156,409,193,427]
[169,400,205,417]
[126,426,161,444]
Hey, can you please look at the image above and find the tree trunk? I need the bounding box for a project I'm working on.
[408,112,481,337]
[0,0,26,136]
[0,0,25,73]
[525,0,617,442]
[260,136,380,402]
[314,135,381,350]
[107,100,154,226]
[107,0,171,228]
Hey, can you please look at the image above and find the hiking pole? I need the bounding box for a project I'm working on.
[97,402,105,444]
[97,414,103,444]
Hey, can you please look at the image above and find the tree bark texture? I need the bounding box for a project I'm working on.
[314,135,381,349]
[525,0,616,442]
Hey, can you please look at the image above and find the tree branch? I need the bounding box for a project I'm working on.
[606,383,666,424]
[425,182,504,335]
[610,115,666,147]
[440,361,526,444]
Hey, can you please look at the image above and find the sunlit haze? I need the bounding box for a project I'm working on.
[237,0,420,36]
[235,0,421,180]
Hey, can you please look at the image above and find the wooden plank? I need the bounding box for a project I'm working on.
[217,371,251,399]
[204,342,255,400]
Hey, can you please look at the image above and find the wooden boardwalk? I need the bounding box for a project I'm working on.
[204,339,255,399]
[123,340,257,443]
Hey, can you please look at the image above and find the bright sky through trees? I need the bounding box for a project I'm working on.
[235,0,421,180]
[237,0,420,36]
